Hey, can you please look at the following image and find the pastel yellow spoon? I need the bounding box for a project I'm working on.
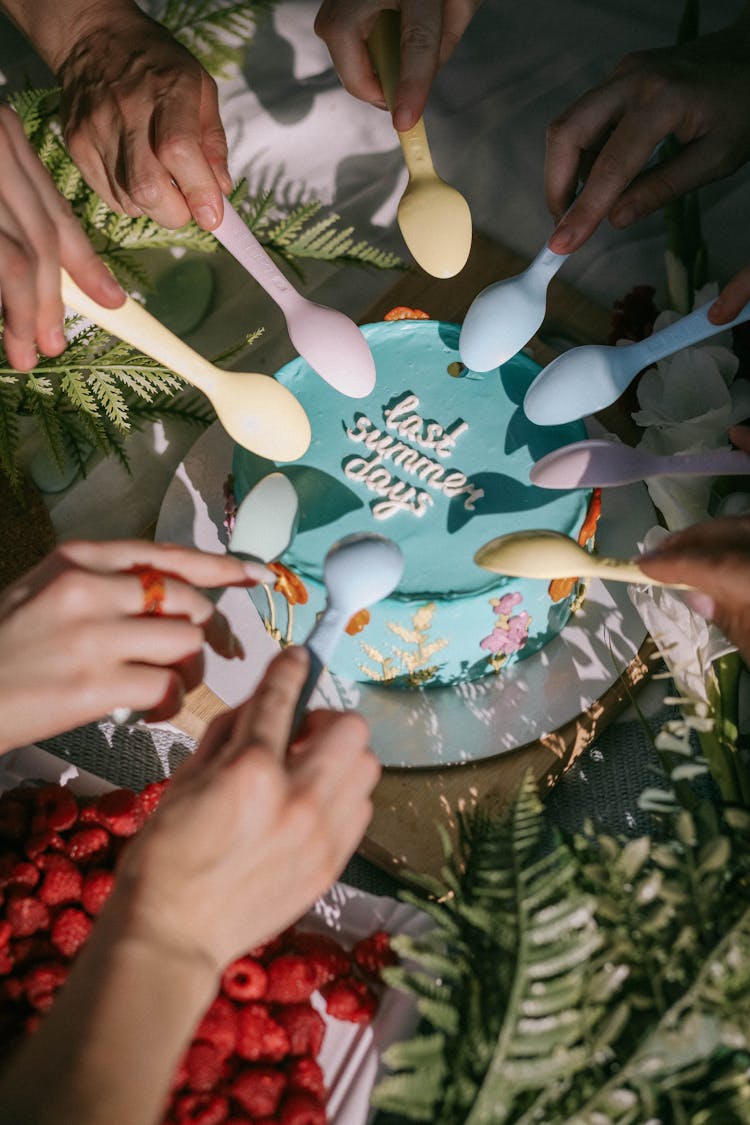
[60,270,311,461]
[474,530,693,588]
[367,11,472,278]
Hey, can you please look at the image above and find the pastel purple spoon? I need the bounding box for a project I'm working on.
[214,199,375,398]
[531,438,750,489]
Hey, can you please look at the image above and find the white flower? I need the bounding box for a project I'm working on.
[628,527,735,704]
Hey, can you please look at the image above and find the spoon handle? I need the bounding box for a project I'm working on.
[590,558,692,589]
[288,607,347,740]
[60,269,219,395]
[213,198,302,316]
[530,243,570,283]
[367,12,436,179]
[632,299,750,367]
[288,647,326,743]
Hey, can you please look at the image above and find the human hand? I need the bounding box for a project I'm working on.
[546,11,750,255]
[0,105,124,372]
[113,646,381,972]
[55,4,232,230]
[0,539,272,751]
[314,0,483,131]
[639,508,750,664]
[709,264,750,325]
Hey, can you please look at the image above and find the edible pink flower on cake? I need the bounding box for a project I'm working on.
[480,595,531,656]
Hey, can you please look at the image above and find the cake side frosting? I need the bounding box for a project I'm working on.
[232,319,592,688]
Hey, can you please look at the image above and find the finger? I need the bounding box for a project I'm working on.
[0,229,39,371]
[314,2,387,107]
[64,126,140,217]
[121,117,192,230]
[710,266,750,325]
[394,0,443,130]
[151,76,226,230]
[730,424,750,453]
[100,663,184,721]
[224,646,310,762]
[609,136,728,230]
[545,83,624,225]
[199,71,233,197]
[437,0,479,67]
[291,711,373,785]
[640,516,750,560]
[55,539,274,587]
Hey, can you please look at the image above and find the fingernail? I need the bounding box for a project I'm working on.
[50,326,66,351]
[373,99,388,111]
[708,298,726,324]
[393,106,412,132]
[242,561,276,584]
[194,204,219,229]
[103,274,125,301]
[681,591,715,620]
[550,223,572,252]
[283,645,309,666]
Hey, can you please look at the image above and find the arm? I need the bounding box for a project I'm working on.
[0,539,272,751]
[1,0,232,229]
[314,0,484,131]
[545,4,750,254]
[0,646,380,1125]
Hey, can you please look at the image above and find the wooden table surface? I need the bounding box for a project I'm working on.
[170,229,658,881]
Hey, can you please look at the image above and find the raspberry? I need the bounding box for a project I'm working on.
[51,907,92,958]
[37,855,83,906]
[183,1041,226,1093]
[278,1090,326,1125]
[0,852,20,885]
[236,1003,290,1062]
[78,801,104,826]
[229,1066,286,1117]
[6,861,39,891]
[291,932,350,988]
[81,869,115,916]
[321,976,377,1023]
[0,797,29,839]
[24,961,68,1011]
[193,996,237,1060]
[352,930,397,978]
[286,1056,325,1098]
[265,954,318,1004]
[31,784,78,832]
[221,956,267,1001]
[6,892,50,938]
[0,950,13,975]
[94,789,143,837]
[172,1092,229,1125]
[275,1004,325,1057]
[24,828,65,860]
[66,827,109,864]
[0,920,11,948]
[138,780,169,817]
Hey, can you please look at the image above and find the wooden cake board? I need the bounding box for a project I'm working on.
[171,230,659,881]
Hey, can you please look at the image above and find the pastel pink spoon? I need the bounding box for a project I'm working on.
[213,199,375,398]
[531,438,750,489]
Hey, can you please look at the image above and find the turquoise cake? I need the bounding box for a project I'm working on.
[232,319,593,689]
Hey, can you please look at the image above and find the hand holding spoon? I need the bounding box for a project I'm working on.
[228,473,299,562]
[289,532,404,737]
[61,270,311,461]
[367,12,472,279]
[474,529,692,588]
[524,299,750,426]
[213,199,375,398]
[460,243,569,371]
[531,438,750,489]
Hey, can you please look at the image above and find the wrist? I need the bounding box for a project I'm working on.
[1,0,146,74]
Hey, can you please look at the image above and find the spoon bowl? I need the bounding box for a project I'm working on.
[214,200,375,398]
[525,299,750,426]
[290,533,404,736]
[368,12,472,279]
[460,245,569,371]
[531,438,750,489]
[229,473,299,562]
[61,270,311,461]
[474,529,692,588]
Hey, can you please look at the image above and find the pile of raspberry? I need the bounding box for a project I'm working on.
[0,780,397,1125]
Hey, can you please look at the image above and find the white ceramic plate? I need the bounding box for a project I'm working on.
[155,422,656,768]
[0,743,428,1125]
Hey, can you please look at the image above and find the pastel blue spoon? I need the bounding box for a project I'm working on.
[228,473,299,563]
[525,300,750,426]
[459,243,569,371]
[290,533,404,737]
[531,438,750,489]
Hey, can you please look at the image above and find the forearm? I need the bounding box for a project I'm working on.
[0,890,218,1125]
[0,0,143,72]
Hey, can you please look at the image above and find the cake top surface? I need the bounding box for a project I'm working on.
[232,320,589,600]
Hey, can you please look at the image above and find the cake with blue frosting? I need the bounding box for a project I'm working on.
[232,318,595,689]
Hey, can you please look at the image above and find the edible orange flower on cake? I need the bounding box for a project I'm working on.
[548,488,602,603]
[269,562,308,606]
[384,306,429,321]
[345,609,370,636]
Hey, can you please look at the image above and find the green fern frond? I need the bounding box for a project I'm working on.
[158,0,273,76]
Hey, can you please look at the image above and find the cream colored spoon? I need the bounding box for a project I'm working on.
[474,530,693,588]
[60,270,311,461]
[367,11,472,279]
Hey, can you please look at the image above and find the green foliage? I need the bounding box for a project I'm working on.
[1,1,401,489]
[374,767,750,1124]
